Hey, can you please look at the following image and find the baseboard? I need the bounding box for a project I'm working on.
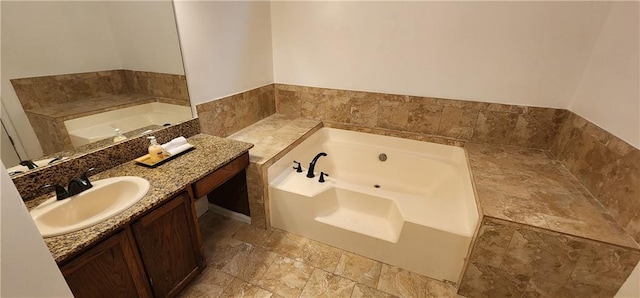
[207,203,251,224]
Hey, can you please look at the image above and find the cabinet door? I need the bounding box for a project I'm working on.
[61,229,151,298]
[133,192,204,297]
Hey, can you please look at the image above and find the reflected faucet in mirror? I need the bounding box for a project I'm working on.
[1,0,194,172]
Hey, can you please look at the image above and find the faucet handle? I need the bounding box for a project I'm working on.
[80,167,95,187]
[293,161,303,173]
[43,184,70,200]
[319,172,329,183]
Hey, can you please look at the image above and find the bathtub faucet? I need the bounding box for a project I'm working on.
[307,152,327,178]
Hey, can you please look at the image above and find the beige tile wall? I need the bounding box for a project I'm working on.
[275,84,568,149]
[551,112,640,243]
[459,217,640,297]
[196,84,276,137]
[11,70,189,110]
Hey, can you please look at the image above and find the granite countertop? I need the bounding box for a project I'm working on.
[465,142,639,250]
[26,134,253,264]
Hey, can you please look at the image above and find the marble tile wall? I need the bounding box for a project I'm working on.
[551,112,640,243]
[11,70,189,110]
[459,217,640,297]
[275,84,569,149]
[197,84,276,137]
[12,118,200,201]
[11,70,131,110]
[125,70,190,106]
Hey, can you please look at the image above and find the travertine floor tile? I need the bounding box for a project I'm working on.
[221,245,278,284]
[296,239,343,272]
[264,229,307,258]
[300,268,356,298]
[201,211,245,239]
[378,264,460,298]
[351,283,396,298]
[233,224,274,247]
[221,278,274,298]
[257,256,314,298]
[191,213,463,298]
[334,252,383,288]
[205,237,251,270]
[179,268,234,298]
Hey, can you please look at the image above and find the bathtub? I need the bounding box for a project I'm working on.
[64,102,192,147]
[268,128,479,282]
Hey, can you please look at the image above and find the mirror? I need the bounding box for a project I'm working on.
[1,0,193,173]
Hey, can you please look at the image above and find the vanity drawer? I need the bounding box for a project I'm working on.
[193,152,249,198]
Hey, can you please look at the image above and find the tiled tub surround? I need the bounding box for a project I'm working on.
[226,115,322,229]
[460,217,640,297]
[11,70,190,154]
[13,118,200,201]
[24,133,253,263]
[459,142,640,297]
[196,84,276,138]
[275,84,569,149]
[552,112,640,244]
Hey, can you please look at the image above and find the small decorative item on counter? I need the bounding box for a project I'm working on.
[135,136,194,168]
[161,136,191,156]
[113,128,127,142]
[147,136,166,163]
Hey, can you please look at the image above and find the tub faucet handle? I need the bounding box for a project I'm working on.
[319,172,329,183]
[293,161,303,173]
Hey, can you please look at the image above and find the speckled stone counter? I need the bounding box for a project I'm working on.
[460,142,640,297]
[26,134,252,264]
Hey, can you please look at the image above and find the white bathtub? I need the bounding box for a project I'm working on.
[268,128,479,282]
[65,102,192,147]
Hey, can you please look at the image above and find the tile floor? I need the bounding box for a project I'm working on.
[179,212,462,298]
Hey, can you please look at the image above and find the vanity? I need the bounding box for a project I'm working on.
[25,134,253,297]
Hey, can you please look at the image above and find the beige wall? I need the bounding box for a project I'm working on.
[569,2,639,150]
[271,1,610,108]
[173,1,274,108]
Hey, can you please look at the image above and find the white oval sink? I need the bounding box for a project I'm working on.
[30,176,150,237]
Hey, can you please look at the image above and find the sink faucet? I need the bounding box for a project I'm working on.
[67,168,95,197]
[307,152,327,178]
[20,160,38,169]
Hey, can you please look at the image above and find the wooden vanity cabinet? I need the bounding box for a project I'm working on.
[132,191,204,297]
[60,152,249,297]
[60,229,152,298]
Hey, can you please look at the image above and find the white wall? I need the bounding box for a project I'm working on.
[271,1,610,108]
[104,0,185,75]
[0,163,73,297]
[569,2,639,150]
[173,0,274,108]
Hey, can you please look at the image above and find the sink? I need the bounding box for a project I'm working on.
[30,176,150,237]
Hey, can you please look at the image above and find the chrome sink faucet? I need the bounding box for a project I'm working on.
[307,152,327,178]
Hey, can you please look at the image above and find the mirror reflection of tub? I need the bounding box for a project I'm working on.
[64,103,192,147]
